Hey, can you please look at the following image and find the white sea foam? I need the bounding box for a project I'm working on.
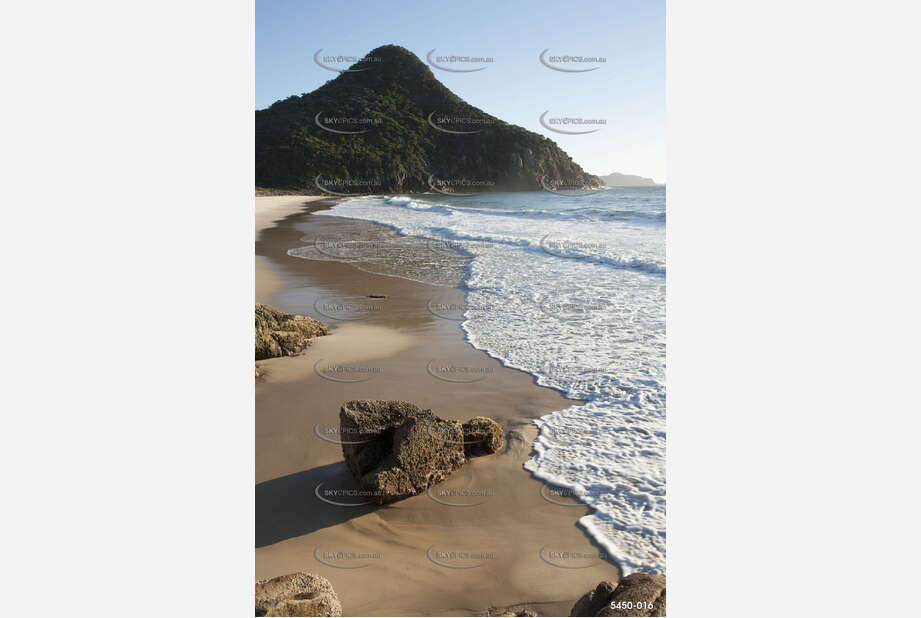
[311,189,666,574]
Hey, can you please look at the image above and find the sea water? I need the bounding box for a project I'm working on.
[305,187,666,574]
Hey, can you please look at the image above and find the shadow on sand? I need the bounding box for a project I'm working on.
[256,461,380,547]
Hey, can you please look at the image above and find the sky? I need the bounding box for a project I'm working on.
[256,0,665,183]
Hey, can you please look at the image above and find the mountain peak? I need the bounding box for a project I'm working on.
[363,44,421,61]
[332,44,442,91]
[256,44,602,193]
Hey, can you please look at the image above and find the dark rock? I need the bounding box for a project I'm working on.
[339,400,426,477]
[571,575,665,617]
[255,572,341,617]
[599,574,665,617]
[256,303,329,360]
[339,400,465,503]
[570,581,617,617]
[462,416,505,457]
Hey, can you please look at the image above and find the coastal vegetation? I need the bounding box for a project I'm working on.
[255,45,602,193]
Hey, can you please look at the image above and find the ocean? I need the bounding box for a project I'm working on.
[302,187,666,575]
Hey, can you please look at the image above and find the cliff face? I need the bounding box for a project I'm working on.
[255,45,602,193]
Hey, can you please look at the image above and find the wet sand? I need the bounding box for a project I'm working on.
[255,197,621,616]
[256,195,331,302]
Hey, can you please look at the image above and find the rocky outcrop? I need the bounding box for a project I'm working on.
[462,416,504,457]
[256,303,329,360]
[571,575,665,617]
[255,572,342,617]
[339,400,467,503]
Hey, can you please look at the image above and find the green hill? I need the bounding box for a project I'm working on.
[255,45,602,194]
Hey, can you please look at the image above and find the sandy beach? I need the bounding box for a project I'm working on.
[255,196,621,616]
[255,196,331,302]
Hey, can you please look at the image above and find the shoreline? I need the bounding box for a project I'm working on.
[255,195,332,303]
[255,196,619,616]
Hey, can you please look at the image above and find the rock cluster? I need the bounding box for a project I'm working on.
[570,574,666,617]
[339,400,504,503]
[255,572,341,617]
[255,303,329,360]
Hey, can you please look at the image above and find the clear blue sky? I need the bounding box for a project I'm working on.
[256,0,665,183]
